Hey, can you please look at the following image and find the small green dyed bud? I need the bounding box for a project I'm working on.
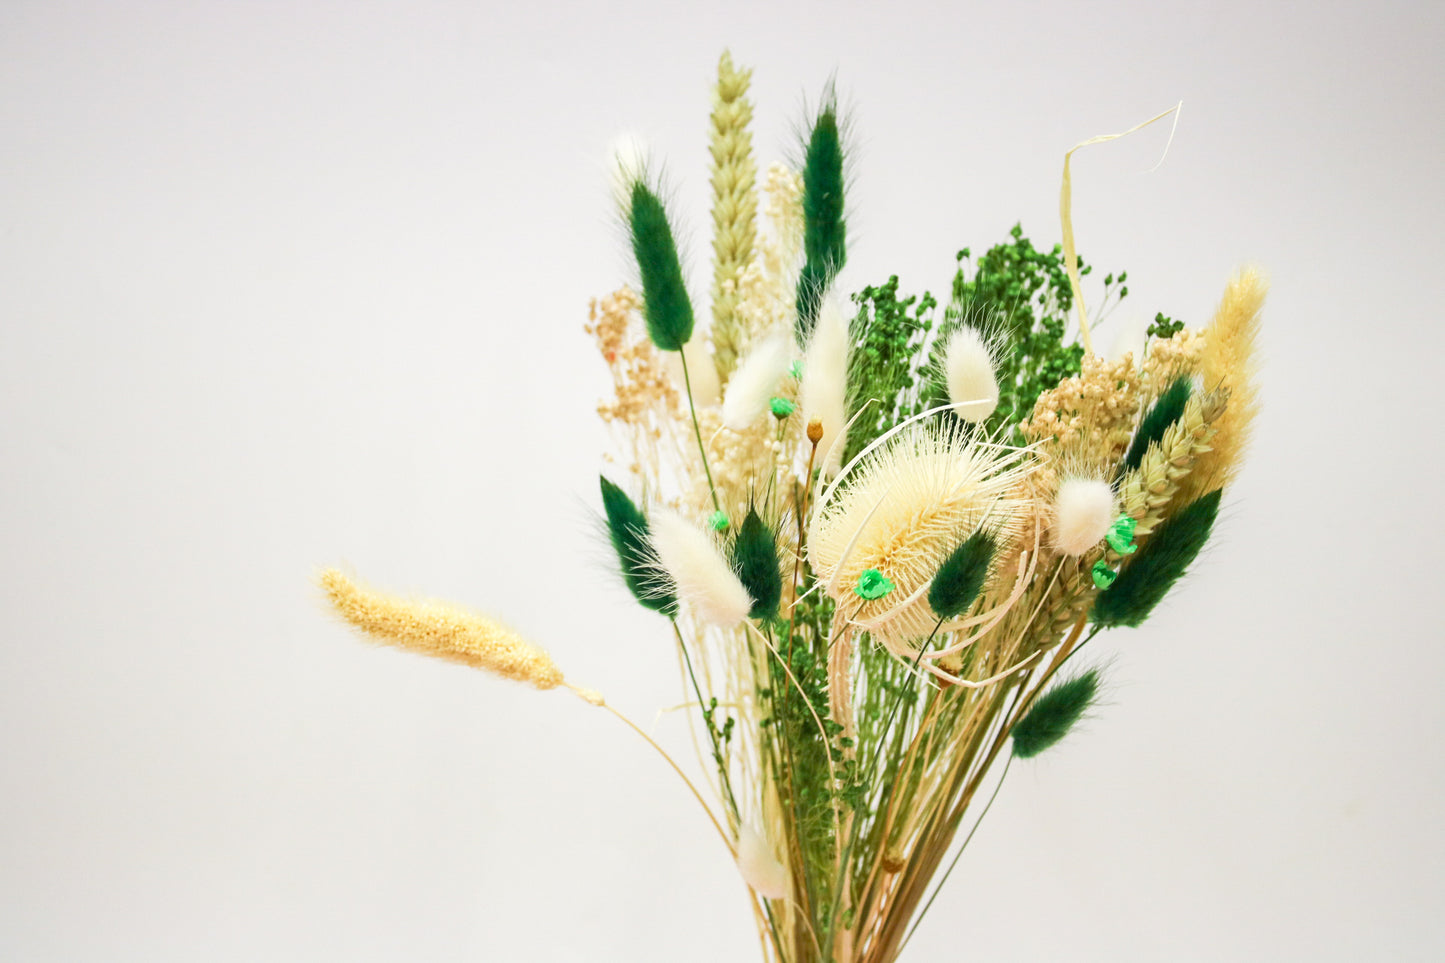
[854,568,895,600]
[1105,516,1137,556]
[1091,559,1117,589]
[788,360,803,379]
[708,511,730,532]
[769,396,796,419]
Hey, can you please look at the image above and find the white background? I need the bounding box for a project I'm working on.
[3,1,1442,960]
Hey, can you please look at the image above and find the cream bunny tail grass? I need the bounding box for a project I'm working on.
[318,568,565,691]
[1181,268,1267,500]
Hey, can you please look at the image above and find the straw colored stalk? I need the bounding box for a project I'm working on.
[708,50,758,381]
[1179,268,1267,501]
[318,569,564,690]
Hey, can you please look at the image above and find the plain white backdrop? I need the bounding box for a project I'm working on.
[2,1,1442,960]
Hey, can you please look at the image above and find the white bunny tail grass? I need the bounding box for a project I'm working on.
[721,329,793,431]
[1050,477,1117,556]
[807,422,1035,646]
[647,509,752,626]
[799,295,850,474]
[736,823,790,900]
[942,324,999,424]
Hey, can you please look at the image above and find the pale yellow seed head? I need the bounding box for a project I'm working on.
[318,568,563,690]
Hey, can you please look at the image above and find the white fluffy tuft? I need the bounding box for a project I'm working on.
[1051,478,1116,556]
[943,326,999,424]
[721,330,793,431]
[648,510,752,626]
[736,824,789,900]
[800,296,850,473]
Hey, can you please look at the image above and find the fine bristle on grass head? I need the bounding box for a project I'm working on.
[732,507,782,620]
[1092,489,1222,628]
[600,476,677,617]
[628,180,695,352]
[928,529,997,621]
[318,569,564,690]
[795,97,846,341]
[1012,670,1100,759]
[1123,375,1192,473]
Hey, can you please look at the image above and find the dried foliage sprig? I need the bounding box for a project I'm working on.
[316,55,1265,963]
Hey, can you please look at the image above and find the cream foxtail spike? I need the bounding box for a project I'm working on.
[318,568,605,706]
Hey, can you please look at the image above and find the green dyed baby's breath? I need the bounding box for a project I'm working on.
[731,507,782,620]
[1092,490,1222,628]
[1012,670,1100,759]
[628,181,695,352]
[600,475,677,617]
[928,530,996,620]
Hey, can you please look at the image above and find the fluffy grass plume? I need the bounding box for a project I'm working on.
[1123,375,1192,473]
[1181,268,1266,500]
[1093,489,1222,628]
[799,295,851,473]
[732,507,782,620]
[601,476,677,617]
[795,97,846,341]
[1012,670,1100,758]
[721,330,793,431]
[319,569,563,690]
[928,529,997,621]
[629,180,695,352]
[708,50,758,379]
[648,508,752,626]
[1051,477,1116,556]
[942,325,1000,424]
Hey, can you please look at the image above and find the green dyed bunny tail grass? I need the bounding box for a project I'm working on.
[928,530,997,621]
[1093,489,1222,628]
[1012,670,1100,759]
[1123,375,1193,473]
[600,475,677,617]
[795,98,846,342]
[628,180,695,352]
[731,507,782,620]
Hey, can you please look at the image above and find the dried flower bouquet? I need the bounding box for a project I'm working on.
[319,52,1265,963]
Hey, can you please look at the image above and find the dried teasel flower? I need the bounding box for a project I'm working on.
[808,423,1033,646]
